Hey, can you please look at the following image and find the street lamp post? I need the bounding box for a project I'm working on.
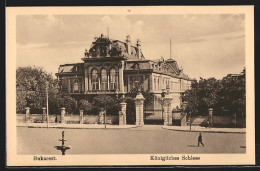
[189,112,191,130]
[161,89,165,120]
[46,82,49,129]
[104,110,107,129]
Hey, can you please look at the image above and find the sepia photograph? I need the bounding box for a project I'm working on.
[6,6,255,166]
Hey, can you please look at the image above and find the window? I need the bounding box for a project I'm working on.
[92,69,99,90]
[110,68,116,90]
[130,76,134,90]
[69,78,82,93]
[78,78,82,92]
[154,78,156,91]
[158,78,160,91]
[101,69,107,90]
[74,79,79,92]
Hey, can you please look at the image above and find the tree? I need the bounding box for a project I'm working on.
[92,95,120,115]
[16,66,59,114]
[55,95,77,114]
[218,70,245,117]
[184,78,221,115]
[79,99,93,114]
[184,69,245,118]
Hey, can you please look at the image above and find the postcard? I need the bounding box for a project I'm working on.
[6,6,255,166]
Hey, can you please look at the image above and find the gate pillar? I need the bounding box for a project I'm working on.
[163,87,173,126]
[135,92,145,126]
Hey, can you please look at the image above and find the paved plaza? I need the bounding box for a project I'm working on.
[17,125,246,155]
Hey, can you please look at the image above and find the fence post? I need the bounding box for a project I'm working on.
[42,107,47,123]
[25,107,30,123]
[60,107,66,124]
[208,108,213,127]
[119,102,127,125]
[79,109,84,124]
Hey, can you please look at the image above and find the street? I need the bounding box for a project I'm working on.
[17,125,246,155]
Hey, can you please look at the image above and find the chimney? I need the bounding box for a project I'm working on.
[136,39,141,59]
[126,35,131,55]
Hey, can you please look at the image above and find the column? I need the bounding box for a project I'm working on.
[88,73,92,91]
[119,61,124,93]
[143,75,145,91]
[79,109,84,124]
[98,72,101,90]
[127,76,130,92]
[60,107,66,124]
[25,107,30,123]
[168,105,173,126]
[135,92,145,125]
[151,75,154,92]
[119,102,127,125]
[163,95,173,126]
[107,73,110,90]
[116,72,119,91]
[42,107,47,123]
[148,75,150,92]
[84,67,88,93]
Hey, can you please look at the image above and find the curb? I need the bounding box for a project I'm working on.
[162,126,246,134]
[17,124,143,130]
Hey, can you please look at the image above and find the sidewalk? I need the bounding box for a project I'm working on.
[17,123,246,133]
[162,125,246,133]
[17,122,141,129]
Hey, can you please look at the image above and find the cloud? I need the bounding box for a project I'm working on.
[185,31,245,44]
[16,14,245,79]
[17,43,50,49]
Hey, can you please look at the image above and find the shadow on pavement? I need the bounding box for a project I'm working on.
[186,145,203,147]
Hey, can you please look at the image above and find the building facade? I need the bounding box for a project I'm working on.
[56,34,192,119]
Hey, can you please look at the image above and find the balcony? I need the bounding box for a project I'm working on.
[87,89,117,94]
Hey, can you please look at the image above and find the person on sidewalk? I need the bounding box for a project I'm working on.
[55,115,58,123]
[198,133,204,147]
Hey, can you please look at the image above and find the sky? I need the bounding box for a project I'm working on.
[16,14,245,79]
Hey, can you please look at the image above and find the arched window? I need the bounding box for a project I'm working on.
[101,69,107,90]
[92,69,99,90]
[110,68,116,90]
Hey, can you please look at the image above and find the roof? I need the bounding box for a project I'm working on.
[125,61,151,70]
[86,34,145,60]
[58,65,74,73]
[58,63,84,73]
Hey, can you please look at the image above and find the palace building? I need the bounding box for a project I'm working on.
[56,34,192,120]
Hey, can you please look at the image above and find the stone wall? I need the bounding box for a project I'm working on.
[189,115,237,127]
[17,114,119,124]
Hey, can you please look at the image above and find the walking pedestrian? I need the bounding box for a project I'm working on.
[198,133,204,147]
[55,115,58,123]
